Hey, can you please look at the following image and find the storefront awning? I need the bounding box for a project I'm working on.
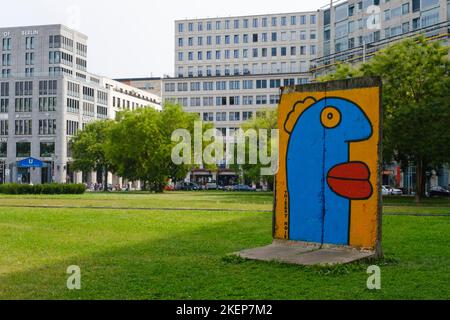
[17,157,44,168]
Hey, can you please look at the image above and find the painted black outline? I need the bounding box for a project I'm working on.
[321,106,342,129]
[283,97,317,134]
[326,161,374,201]
[284,96,375,245]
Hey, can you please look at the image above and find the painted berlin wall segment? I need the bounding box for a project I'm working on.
[275,77,382,252]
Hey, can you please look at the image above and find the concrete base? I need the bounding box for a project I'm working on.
[237,240,376,266]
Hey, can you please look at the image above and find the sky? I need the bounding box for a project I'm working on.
[1,0,331,78]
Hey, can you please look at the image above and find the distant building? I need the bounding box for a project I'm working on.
[0,24,161,185]
[161,0,449,186]
[115,77,162,97]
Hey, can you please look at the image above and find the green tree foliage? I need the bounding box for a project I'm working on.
[320,36,450,201]
[105,104,205,193]
[71,120,114,191]
[230,108,278,189]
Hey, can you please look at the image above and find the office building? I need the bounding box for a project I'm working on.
[0,24,161,185]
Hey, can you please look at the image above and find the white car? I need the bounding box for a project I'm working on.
[382,186,390,196]
[383,185,403,196]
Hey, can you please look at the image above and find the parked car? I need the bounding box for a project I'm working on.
[382,186,390,196]
[383,185,403,196]
[205,182,218,190]
[176,182,200,191]
[232,184,256,192]
[429,186,450,197]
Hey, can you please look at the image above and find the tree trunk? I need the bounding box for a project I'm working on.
[415,159,426,203]
[103,165,108,192]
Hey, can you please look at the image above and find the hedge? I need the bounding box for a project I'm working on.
[0,183,86,195]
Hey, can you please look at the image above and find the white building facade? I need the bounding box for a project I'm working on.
[0,24,161,185]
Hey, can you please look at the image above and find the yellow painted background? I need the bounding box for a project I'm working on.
[275,87,381,250]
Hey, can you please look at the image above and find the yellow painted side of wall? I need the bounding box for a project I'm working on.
[275,87,380,250]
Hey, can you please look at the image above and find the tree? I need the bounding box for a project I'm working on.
[105,103,207,193]
[230,108,278,189]
[320,36,450,201]
[71,120,114,191]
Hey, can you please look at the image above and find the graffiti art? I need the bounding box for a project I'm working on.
[275,78,382,251]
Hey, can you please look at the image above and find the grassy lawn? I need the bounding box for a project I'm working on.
[0,192,449,300]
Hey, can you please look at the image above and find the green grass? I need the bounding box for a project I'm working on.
[0,192,449,300]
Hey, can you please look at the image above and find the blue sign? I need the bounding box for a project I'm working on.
[17,157,44,168]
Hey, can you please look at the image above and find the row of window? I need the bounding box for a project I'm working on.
[0,97,57,113]
[201,111,255,122]
[0,119,56,136]
[333,12,440,53]
[165,78,305,93]
[178,30,317,47]
[178,14,317,33]
[178,45,317,62]
[169,93,282,108]
[0,141,56,158]
[177,61,310,77]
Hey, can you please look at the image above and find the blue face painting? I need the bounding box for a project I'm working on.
[285,97,373,245]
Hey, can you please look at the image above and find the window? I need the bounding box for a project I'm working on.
[421,0,439,11]
[402,3,410,14]
[421,7,440,27]
[271,32,277,42]
[253,34,258,43]
[0,98,8,113]
[67,98,80,113]
[256,95,267,105]
[0,82,9,96]
[0,142,6,157]
[229,112,240,121]
[215,112,226,122]
[412,0,421,12]
[300,15,306,25]
[0,120,8,135]
[216,81,226,91]
[216,97,227,106]
[243,96,253,105]
[335,4,349,21]
[271,48,277,57]
[2,38,12,51]
[190,97,201,107]
[16,142,31,157]
[66,120,79,136]
[25,37,35,50]
[271,17,277,26]
[243,80,253,89]
[38,119,56,135]
[203,82,213,91]
[15,120,32,136]
[287,16,295,26]
[281,17,287,26]
[270,79,281,88]
[229,80,240,90]
[242,112,253,121]
[256,80,267,89]
[15,98,33,112]
[2,53,11,66]
[39,97,56,112]
[40,142,55,157]
[310,15,317,24]
[270,95,280,105]
[178,23,184,33]
[229,96,240,106]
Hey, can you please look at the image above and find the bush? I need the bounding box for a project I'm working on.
[0,183,86,195]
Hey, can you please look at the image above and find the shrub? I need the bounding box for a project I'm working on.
[0,183,86,195]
